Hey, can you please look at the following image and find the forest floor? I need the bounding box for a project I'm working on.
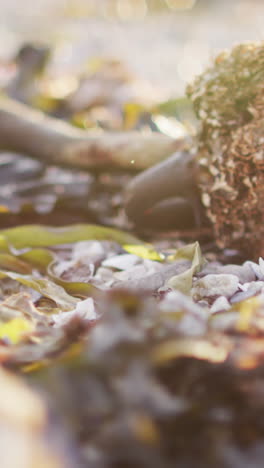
[0,2,264,468]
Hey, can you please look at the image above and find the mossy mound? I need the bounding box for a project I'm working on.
[187,42,264,259]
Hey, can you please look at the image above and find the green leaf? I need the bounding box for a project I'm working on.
[19,249,54,271]
[154,96,195,120]
[0,224,162,299]
[48,273,95,297]
[0,234,10,252]
[0,224,161,263]
[0,270,78,311]
[0,224,141,249]
[0,253,33,274]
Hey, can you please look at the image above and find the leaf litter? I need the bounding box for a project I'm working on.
[2,40,264,468]
[0,221,263,466]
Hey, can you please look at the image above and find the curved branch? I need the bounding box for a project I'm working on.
[124,150,201,227]
[0,97,185,172]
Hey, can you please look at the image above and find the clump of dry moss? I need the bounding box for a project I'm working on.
[187,42,264,259]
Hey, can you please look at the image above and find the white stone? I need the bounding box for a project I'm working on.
[102,254,140,270]
[192,274,239,299]
[210,296,230,313]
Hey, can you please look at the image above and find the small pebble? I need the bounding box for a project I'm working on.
[210,311,239,331]
[199,263,256,284]
[192,274,239,300]
[230,281,264,304]
[210,296,230,313]
[102,254,140,270]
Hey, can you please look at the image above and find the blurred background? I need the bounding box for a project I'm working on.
[0,0,264,96]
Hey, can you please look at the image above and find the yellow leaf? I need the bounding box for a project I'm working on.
[151,338,228,365]
[32,94,59,113]
[123,102,145,130]
[0,205,9,213]
[123,244,164,261]
[0,318,33,344]
[236,296,260,332]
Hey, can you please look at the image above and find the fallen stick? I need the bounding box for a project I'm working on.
[124,151,197,217]
[124,150,202,228]
[0,96,184,172]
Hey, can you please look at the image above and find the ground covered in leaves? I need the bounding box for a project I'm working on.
[1,224,264,468]
[1,25,264,468]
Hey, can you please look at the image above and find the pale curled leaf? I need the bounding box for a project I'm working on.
[167,242,205,295]
[0,270,78,311]
[52,297,97,327]
[112,260,190,292]
[0,292,41,321]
